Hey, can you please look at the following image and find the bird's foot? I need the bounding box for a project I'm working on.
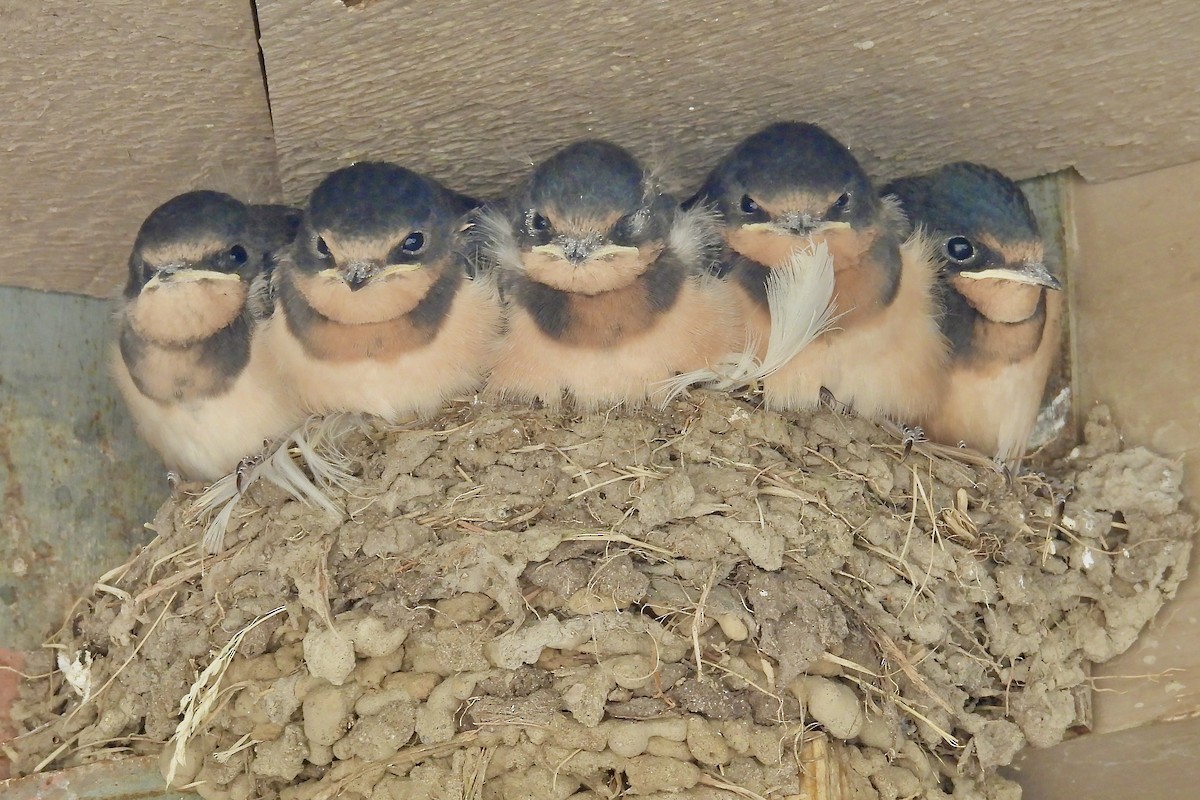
[899,424,927,459]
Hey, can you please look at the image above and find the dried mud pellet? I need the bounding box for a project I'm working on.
[686,716,731,765]
[644,736,693,761]
[159,732,212,788]
[261,672,306,725]
[273,642,304,674]
[77,702,134,746]
[747,725,788,766]
[623,754,701,794]
[791,676,863,740]
[302,682,357,746]
[604,718,688,758]
[416,671,485,744]
[353,647,408,689]
[565,588,623,615]
[432,593,495,628]
[226,652,284,683]
[561,669,614,726]
[332,700,416,762]
[306,740,333,766]
[603,653,654,690]
[192,778,233,800]
[406,625,490,675]
[303,624,356,686]
[720,719,753,755]
[541,745,626,778]
[714,612,749,642]
[898,740,934,780]
[873,764,922,799]
[484,616,594,668]
[855,712,899,752]
[381,670,443,703]
[351,615,410,657]
[225,774,255,800]
[251,722,307,780]
[489,765,581,800]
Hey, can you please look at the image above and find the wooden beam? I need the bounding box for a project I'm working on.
[258,0,1200,202]
[0,1,280,297]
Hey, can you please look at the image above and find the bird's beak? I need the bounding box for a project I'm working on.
[318,260,420,291]
[959,261,1062,291]
[143,265,240,291]
[743,213,852,237]
[532,238,638,265]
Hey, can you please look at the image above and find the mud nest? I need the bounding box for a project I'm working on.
[6,392,1194,800]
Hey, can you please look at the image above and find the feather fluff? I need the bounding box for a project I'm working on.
[190,413,363,553]
[658,241,840,404]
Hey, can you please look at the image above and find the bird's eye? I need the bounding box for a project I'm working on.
[315,236,331,257]
[141,262,154,284]
[945,236,976,263]
[740,195,760,214]
[830,192,851,213]
[400,232,425,254]
[228,245,248,265]
[531,213,550,232]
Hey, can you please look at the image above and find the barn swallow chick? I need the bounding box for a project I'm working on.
[478,139,738,409]
[691,121,947,420]
[883,162,1063,464]
[261,161,500,420]
[112,191,305,481]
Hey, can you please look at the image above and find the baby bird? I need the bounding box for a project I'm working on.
[691,121,947,421]
[262,161,501,420]
[883,162,1063,464]
[479,139,737,409]
[112,190,304,481]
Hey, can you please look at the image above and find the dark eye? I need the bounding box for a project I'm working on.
[830,192,851,213]
[740,195,760,214]
[945,236,976,263]
[531,213,550,232]
[141,262,154,284]
[400,232,425,253]
[315,236,331,257]
[228,245,248,265]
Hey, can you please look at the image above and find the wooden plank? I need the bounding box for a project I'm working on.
[1010,716,1200,798]
[1067,162,1200,734]
[258,0,1200,202]
[0,1,280,297]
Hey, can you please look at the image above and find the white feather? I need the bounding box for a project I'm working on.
[190,413,364,553]
[667,204,722,271]
[475,207,526,274]
[658,242,840,404]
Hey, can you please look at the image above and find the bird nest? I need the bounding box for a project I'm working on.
[5,392,1193,800]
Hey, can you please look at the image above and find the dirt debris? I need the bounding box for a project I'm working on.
[4,391,1193,799]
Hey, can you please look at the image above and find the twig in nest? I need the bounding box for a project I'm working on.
[802,571,955,717]
[698,773,771,800]
[310,732,482,800]
[462,746,495,800]
[165,605,287,786]
[33,596,178,774]
[841,673,960,748]
[565,531,676,558]
[692,563,718,679]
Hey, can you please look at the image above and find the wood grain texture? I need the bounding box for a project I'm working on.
[1010,716,1200,798]
[259,0,1200,202]
[1067,163,1200,736]
[0,1,280,297]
